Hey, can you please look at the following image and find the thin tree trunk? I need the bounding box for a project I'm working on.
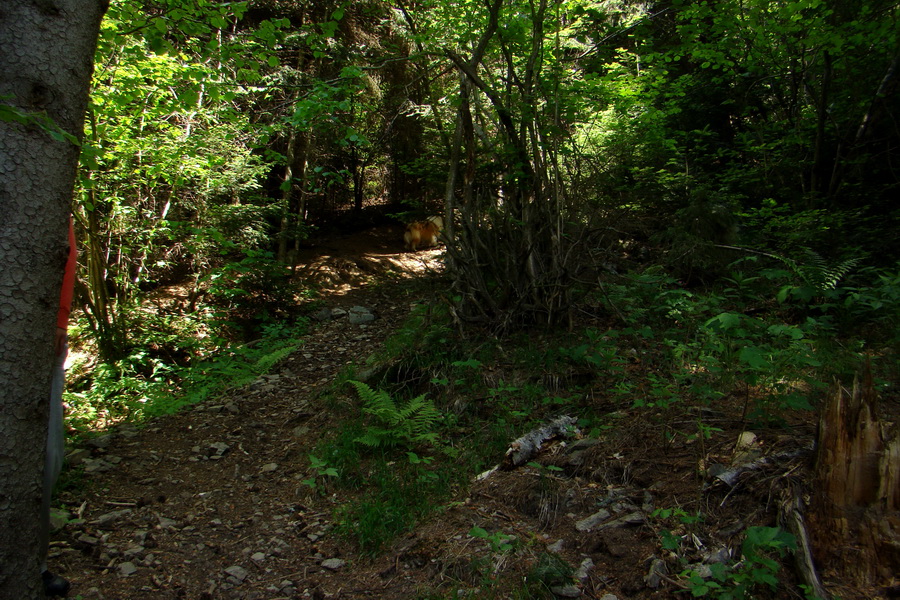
[351,144,364,213]
[292,132,310,255]
[0,2,106,598]
[809,50,832,203]
[277,127,299,263]
[443,78,464,241]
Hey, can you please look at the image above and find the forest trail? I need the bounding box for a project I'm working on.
[51,224,843,600]
[55,224,454,599]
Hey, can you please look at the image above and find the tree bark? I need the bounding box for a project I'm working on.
[0,1,105,598]
[810,371,900,590]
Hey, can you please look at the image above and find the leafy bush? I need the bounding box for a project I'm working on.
[203,249,299,337]
[681,527,796,599]
[66,319,307,428]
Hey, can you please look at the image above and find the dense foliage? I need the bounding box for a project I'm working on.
[2,0,871,432]
[3,1,898,596]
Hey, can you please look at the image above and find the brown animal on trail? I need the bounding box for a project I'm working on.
[404,216,443,252]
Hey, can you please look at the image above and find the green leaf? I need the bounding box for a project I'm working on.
[738,346,770,370]
[706,312,742,331]
[451,358,481,369]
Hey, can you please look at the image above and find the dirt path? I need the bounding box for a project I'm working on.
[54,225,453,599]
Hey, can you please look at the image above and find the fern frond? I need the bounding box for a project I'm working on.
[351,380,398,417]
[349,381,442,450]
[408,399,441,432]
[398,394,428,419]
[782,249,860,292]
[354,427,397,448]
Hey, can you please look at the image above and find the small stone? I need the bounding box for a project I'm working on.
[547,539,565,553]
[118,426,139,438]
[348,306,375,324]
[575,558,594,582]
[86,434,113,449]
[209,442,230,456]
[320,558,346,571]
[261,463,278,473]
[644,558,668,589]
[575,509,611,532]
[158,517,177,529]
[224,565,249,581]
[83,458,114,473]
[77,534,99,545]
[600,595,620,600]
[704,547,731,564]
[92,509,132,528]
[312,307,331,322]
[596,511,644,530]
[690,563,713,579]
[550,584,581,597]
[65,448,91,465]
[119,562,138,576]
[251,552,266,562]
[735,431,757,450]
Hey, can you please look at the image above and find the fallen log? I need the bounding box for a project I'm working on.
[778,486,829,600]
[475,415,578,481]
[502,415,579,468]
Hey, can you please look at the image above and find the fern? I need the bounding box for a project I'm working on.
[349,380,442,449]
[778,249,860,293]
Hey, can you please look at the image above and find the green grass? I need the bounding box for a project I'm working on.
[332,453,457,555]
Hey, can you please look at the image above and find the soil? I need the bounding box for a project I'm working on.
[49,225,891,600]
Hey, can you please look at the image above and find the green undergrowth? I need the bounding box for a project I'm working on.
[65,318,308,432]
[306,257,898,596]
[303,395,463,555]
[62,251,898,594]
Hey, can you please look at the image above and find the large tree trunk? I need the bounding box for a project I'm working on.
[810,370,900,593]
[0,2,105,598]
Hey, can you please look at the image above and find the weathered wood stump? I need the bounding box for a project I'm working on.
[810,370,900,595]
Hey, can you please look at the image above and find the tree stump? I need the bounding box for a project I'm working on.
[810,370,900,594]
